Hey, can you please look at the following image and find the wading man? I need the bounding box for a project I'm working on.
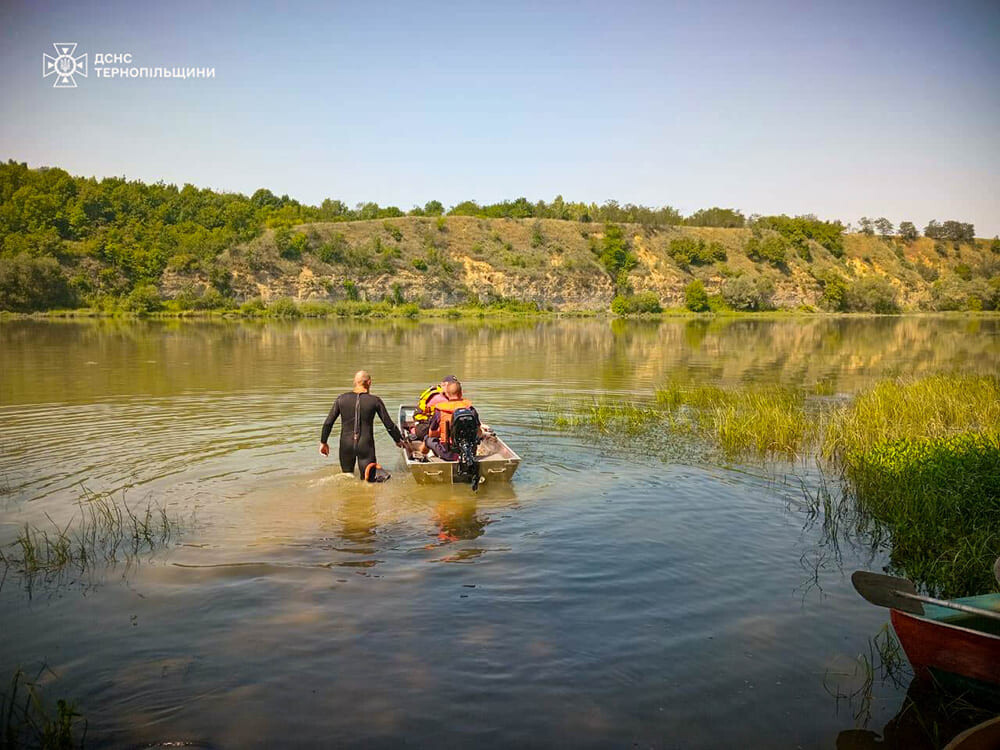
[320,370,403,480]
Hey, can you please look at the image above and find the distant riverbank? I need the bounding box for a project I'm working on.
[4,303,1000,323]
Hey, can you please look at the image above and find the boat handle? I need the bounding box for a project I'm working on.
[487,468,507,474]
[423,470,444,476]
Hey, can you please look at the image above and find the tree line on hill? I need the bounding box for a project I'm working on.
[0,159,994,312]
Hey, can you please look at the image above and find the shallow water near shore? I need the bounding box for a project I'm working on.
[2,316,999,748]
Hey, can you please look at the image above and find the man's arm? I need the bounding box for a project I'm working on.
[375,397,403,444]
[470,406,489,436]
[320,397,341,454]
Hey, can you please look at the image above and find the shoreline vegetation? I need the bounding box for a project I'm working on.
[553,374,1000,598]
[4,302,1000,323]
[3,161,1000,316]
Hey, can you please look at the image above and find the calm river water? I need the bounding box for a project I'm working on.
[1,316,998,748]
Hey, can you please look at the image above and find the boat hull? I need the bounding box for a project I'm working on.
[890,593,1000,689]
[944,715,1000,750]
[397,405,521,485]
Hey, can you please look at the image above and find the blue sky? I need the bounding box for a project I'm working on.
[2,0,998,234]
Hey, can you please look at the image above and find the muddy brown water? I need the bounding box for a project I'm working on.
[1,316,998,748]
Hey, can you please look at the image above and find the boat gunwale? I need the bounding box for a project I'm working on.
[896,592,1000,641]
[893,607,1000,642]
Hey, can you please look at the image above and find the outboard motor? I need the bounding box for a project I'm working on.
[450,408,481,490]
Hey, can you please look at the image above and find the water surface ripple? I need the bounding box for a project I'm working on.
[1,317,998,748]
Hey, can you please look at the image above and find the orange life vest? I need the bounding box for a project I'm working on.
[428,399,473,446]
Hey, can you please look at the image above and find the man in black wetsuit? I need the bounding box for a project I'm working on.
[319,370,403,479]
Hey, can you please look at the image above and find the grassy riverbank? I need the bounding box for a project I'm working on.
[6,302,1000,324]
[554,374,1000,597]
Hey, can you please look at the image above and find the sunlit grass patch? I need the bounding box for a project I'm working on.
[822,374,1000,463]
[654,382,818,457]
[821,375,1000,596]
[713,388,817,457]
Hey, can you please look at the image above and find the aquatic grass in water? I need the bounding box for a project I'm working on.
[654,382,818,458]
[550,398,666,436]
[822,376,1000,596]
[843,432,1000,597]
[713,389,817,457]
[824,624,909,726]
[553,374,1000,596]
[556,384,819,458]
[1,667,85,749]
[0,489,178,587]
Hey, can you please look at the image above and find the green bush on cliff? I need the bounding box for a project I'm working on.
[753,214,844,257]
[814,270,848,311]
[667,238,726,267]
[611,292,662,315]
[930,276,998,311]
[684,280,710,312]
[595,223,637,286]
[746,234,788,267]
[844,276,898,313]
[720,275,774,311]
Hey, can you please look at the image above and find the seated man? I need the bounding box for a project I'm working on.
[423,380,482,462]
[413,375,457,443]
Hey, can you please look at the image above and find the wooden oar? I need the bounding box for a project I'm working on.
[994,556,1000,588]
[852,571,1000,623]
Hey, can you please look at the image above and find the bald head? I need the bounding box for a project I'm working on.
[353,370,372,390]
[444,380,463,399]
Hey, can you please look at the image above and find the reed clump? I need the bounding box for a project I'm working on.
[1,668,85,749]
[558,383,819,458]
[0,490,178,585]
[551,398,664,436]
[654,382,818,457]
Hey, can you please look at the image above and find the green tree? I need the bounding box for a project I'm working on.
[611,291,662,315]
[448,200,480,216]
[686,207,745,228]
[122,283,162,314]
[845,276,898,313]
[925,220,974,242]
[423,200,444,216]
[595,223,637,289]
[858,217,874,236]
[746,234,787,266]
[720,275,774,311]
[0,255,76,311]
[684,280,710,312]
[874,218,894,238]
[899,221,918,242]
[815,270,848,311]
[753,214,844,257]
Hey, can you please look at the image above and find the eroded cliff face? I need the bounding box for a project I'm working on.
[159,216,998,311]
